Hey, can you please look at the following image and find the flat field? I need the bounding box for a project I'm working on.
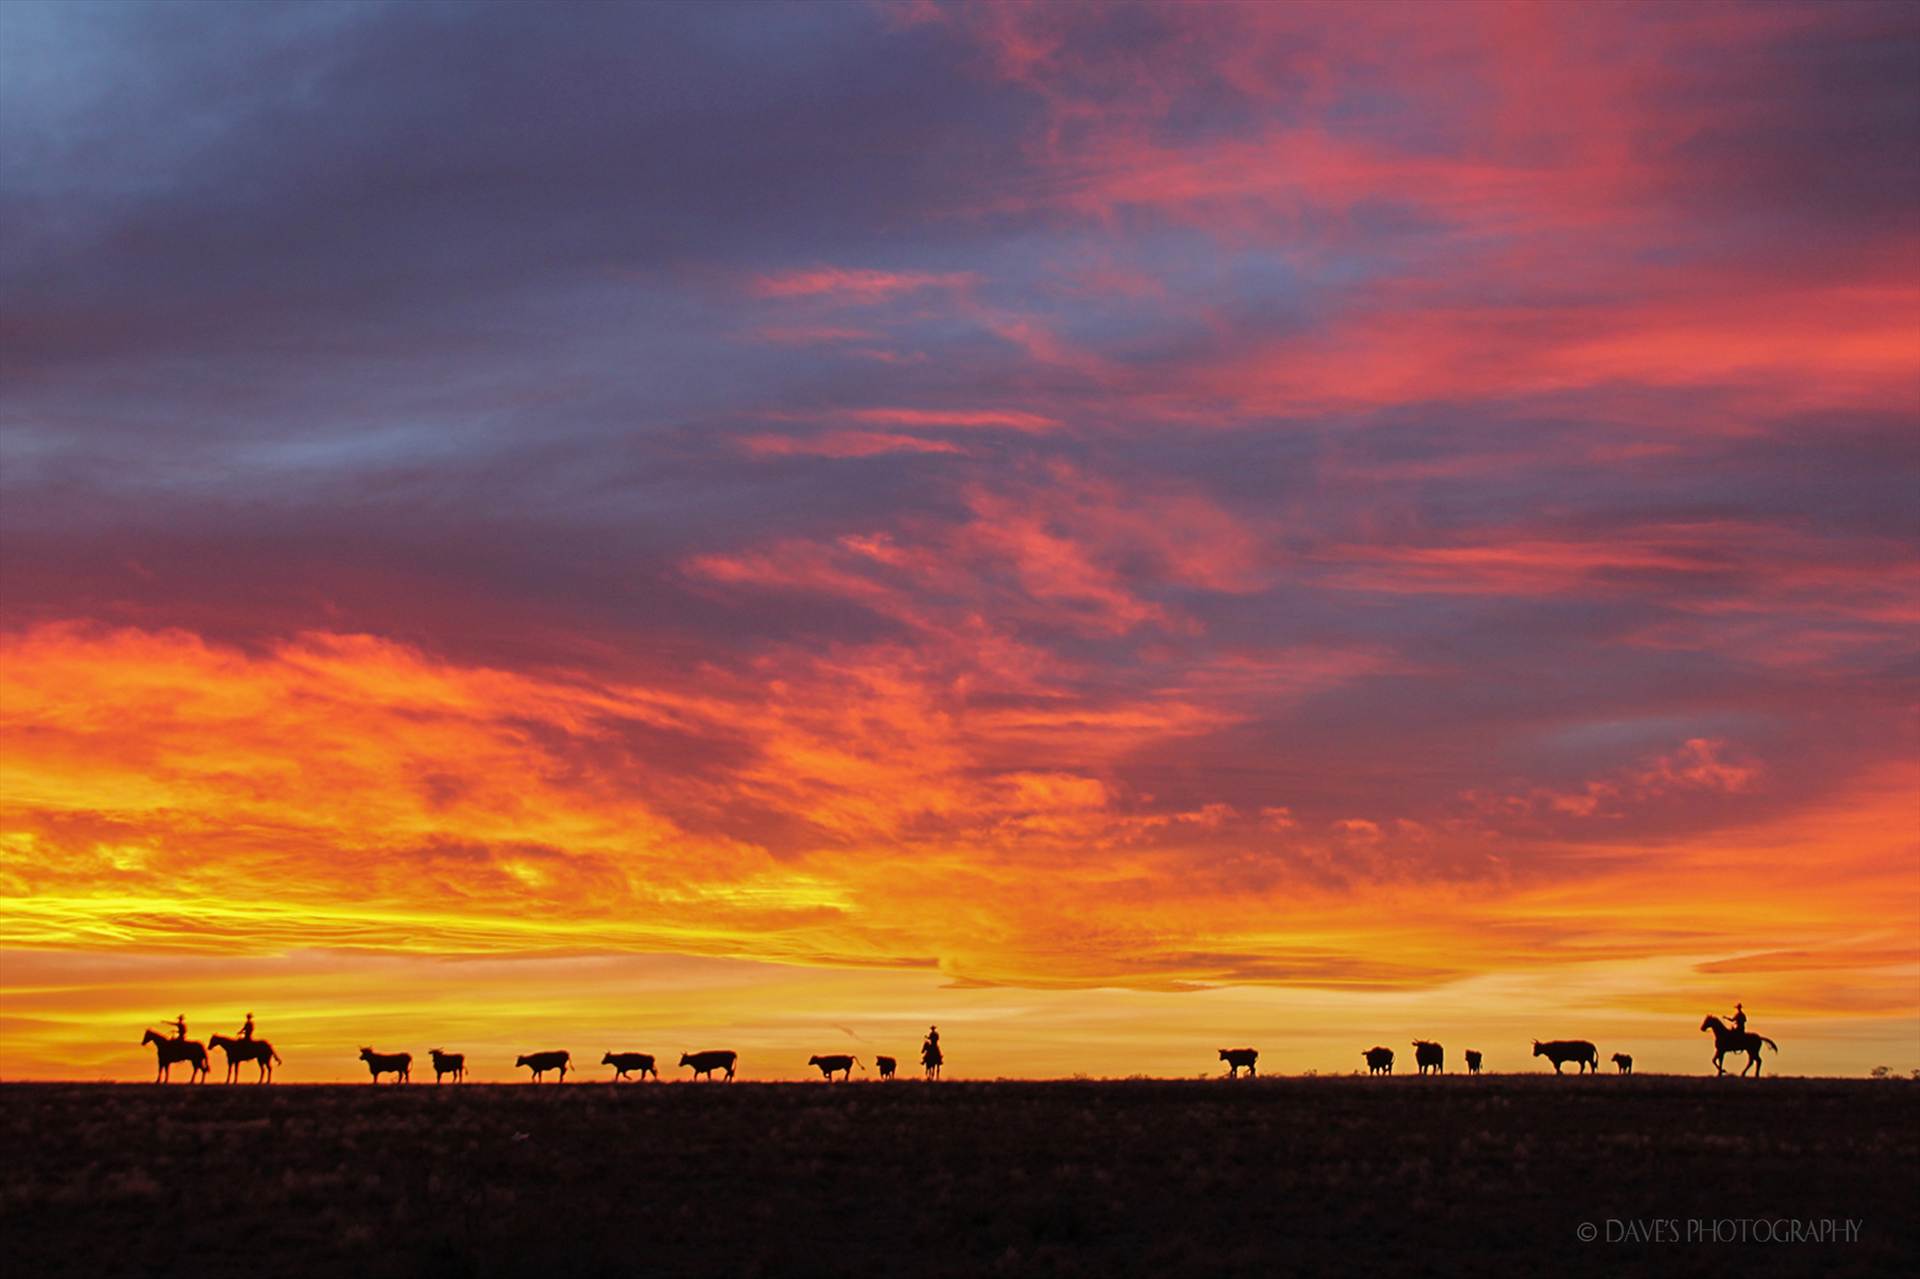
[2,1077,1913,1278]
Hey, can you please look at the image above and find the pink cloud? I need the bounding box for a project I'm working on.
[740,431,965,459]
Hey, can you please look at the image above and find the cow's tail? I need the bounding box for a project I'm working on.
[854,1057,865,1071]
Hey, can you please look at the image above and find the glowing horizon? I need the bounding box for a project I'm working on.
[2,1,1916,1081]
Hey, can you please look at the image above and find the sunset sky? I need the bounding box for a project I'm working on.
[2,0,1916,1082]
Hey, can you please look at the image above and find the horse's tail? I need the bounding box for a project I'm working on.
[1760,1037,1779,1052]
[272,1048,283,1064]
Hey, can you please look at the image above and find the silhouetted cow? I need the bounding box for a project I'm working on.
[429,1049,464,1083]
[1464,1049,1483,1075]
[360,1047,410,1083]
[680,1049,737,1081]
[1533,1039,1600,1074]
[1218,1048,1259,1078]
[516,1050,571,1082]
[1611,1052,1633,1075]
[603,1052,656,1081]
[1413,1040,1444,1075]
[875,1055,897,1079]
[808,1053,862,1081]
[1363,1046,1394,1075]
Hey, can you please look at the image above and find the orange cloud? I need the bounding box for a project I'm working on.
[3,622,1913,1077]
[844,407,1060,432]
[748,267,975,302]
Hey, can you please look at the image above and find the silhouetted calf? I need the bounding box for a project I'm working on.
[809,1053,862,1081]
[516,1050,571,1082]
[1464,1050,1483,1075]
[1363,1046,1394,1075]
[1533,1039,1600,1074]
[360,1047,410,1083]
[680,1049,737,1081]
[429,1049,464,1083]
[1611,1053,1633,1075]
[875,1055,897,1079]
[1413,1040,1444,1075]
[1218,1048,1259,1078]
[603,1052,656,1081]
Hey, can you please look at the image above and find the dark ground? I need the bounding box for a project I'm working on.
[2,1077,1914,1278]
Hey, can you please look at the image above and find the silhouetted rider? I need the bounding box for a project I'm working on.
[237,1012,255,1041]
[1729,1002,1747,1035]
[170,1014,187,1040]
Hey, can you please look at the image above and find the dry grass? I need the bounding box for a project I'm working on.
[2,1077,1913,1277]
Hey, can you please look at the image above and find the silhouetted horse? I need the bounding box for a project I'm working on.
[603,1052,656,1081]
[809,1053,862,1081]
[680,1049,737,1081]
[1363,1046,1394,1074]
[429,1049,465,1083]
[1464,1050,1483,1075]
[142,1029,208,1083]
[209,1034,280,1083]
[1701,1016,1777,1076]
[1611,1053,1633,1075]
[1218,1047,1259,1078]
[1532,1039,1599,1074]
[359,1047,411,1083]
[875,1055,897,1079]
[516,1050,571,1082]
[1413,1040,1444,1075]
[921,1039,942,1081]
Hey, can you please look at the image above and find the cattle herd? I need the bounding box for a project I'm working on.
[352,1046,741,1083]
[135,1034,1658,1084]
[1347,1039,1614,1078]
